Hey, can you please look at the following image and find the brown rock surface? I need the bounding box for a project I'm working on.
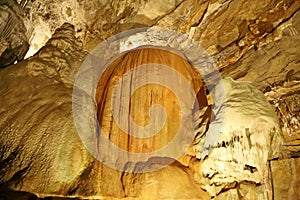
[0,0,299,199]
[122,159,210,199]
[0,0,30,67]
[95,46,210,166]
[271,158,300,200]
[193,78,283,198]
[0,24,213,199]
[0,23,125,199]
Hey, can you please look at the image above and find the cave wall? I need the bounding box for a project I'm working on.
[0,0,299,199]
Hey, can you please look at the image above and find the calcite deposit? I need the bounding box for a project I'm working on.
[194,78,283,198]
[0,0,299,199]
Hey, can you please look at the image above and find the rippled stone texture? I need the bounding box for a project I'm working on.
[0,23,123,199]
[0,0,30,67]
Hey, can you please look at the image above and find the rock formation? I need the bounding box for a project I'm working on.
[0,0,30,68]
[94,46,211,169]
[0,0,299,199]
[194,78,283,198]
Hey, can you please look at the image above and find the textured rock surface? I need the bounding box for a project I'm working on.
[0,23,212,199]
[271,158,300,200]
[265,81,300,158]
[0,0,299,199]
[20,0,191,56]
[193,78,283,198]
[0,23,107,198]
[122,159,210,199]
[95,46,211,168]
[219,8,300,160]
[0,0,30,67]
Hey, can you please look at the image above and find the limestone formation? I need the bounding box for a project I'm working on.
[0,0,299,199]
[95,46,211,170]
[193,78,283,198]
[0,23,213,199]
[0,0,30,67]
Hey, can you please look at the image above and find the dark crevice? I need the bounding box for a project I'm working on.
[151,0,187,26]
[190,3,208,28]
[244,164,257,173]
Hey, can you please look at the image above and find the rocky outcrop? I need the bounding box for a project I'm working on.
[194,78,283,198]
[0,23,107,198]
[0,0,30,68]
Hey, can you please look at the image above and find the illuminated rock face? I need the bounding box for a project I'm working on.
[17,0,299,153]
[0,25,286,199]
[0,0,299,199]
[95,46,211,167]
[194,78,283,198]
[0,26,212,199]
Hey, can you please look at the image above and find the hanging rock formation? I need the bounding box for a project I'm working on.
[95,46,211,169]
